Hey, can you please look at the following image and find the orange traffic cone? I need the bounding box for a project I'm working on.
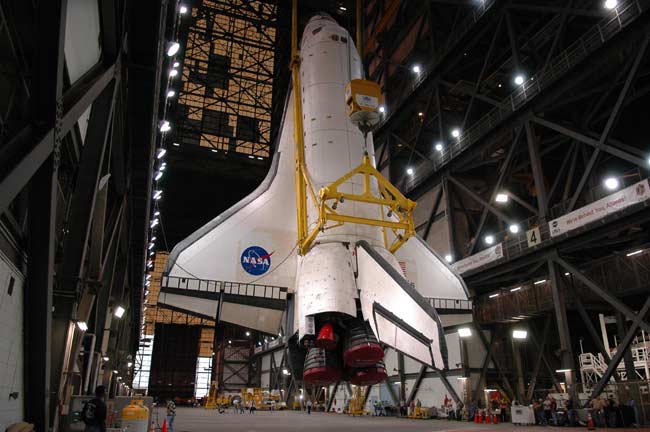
[493,414,499,424]
[162,418,167,432]
[486,413,492,424]
[587,412,595,430]
[474,412,479,423]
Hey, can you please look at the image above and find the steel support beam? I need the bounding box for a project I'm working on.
[615,311,637,381]
[590,294,650,398]
[526,316,552,401]
[442,176,456,258]
[448,175,513,225]
[406,365,427,406]
[472,323,515,400]
[422,186,443,241]
[554,256,650,335]
[525,122,547,218]
[326,381,340,412]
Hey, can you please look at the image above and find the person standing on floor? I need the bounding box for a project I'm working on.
[166,398,176,432]
[249,399,256,414]
[306,399,313,414]
[82,386,107,432]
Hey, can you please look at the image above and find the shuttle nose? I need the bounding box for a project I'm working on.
[308,12,336,24]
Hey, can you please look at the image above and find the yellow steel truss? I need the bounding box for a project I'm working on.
[300,154,417,254]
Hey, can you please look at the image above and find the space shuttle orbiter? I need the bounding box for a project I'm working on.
[159,13,468,386]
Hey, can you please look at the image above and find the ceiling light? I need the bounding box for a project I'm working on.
[103,356,109,361]
[556,368,571,373]
[484,235,494,245]
[147,261,153,268]
[418,112,423,117]
[157,148,167,159]
[626,249,644,257]
[154,171,163,181]
[604,177,619,190]
[512,329,528,340]
[510,286,521,292]
[76,321,88,331]
[498,83,502,88]
[127,362,133,367]
[495,193,508,203]
[458,327,472,338]
[148,242,155,250]
[489,293,500,298]
[534,279,546,285]
[151,235,157,241]
[114,306,126,318]
[150,219,158,228]
[283,368,291,375]
[451,128,460,138]
[435,142,443,152]
[167,42,180,57]
[514,74,525,85]
[169,69,178,78]
[406,167,414,176]
[211,149,218,153]
[160,121,171,132]
[145,280,150,287]
[444,254,453,263]
[509,224,520,234]
[339,6,347,11]
[180,5,188,14]
[246,331,250,336]
[604,0,617,8]
[113,370,118,374]
[228,340,232,344]
[564,272,570,276]
[379,105,386,113]
[173,143,180,147]
[412,65,421,74]
[153,190,162,200]
[167,90,176,98]
[257,342,262,346]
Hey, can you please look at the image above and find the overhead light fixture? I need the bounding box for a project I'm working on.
[556,368,571,373]
[451,128,460,138]
[489,293,500,298]
[154,171,163,181]
[246,331,251,336]
[412,65,421,74]
[257,342,262,346]
[160,121,171,132]
[484,235,495,245]
[339,6,347,11]
[146,274,151,280]
[458,327,472,338]
[148,251,154,257]
[76,321,88,331]
[148,242,155,250]
[169,69,178,78]
[627,249,644,257]
[282,368,291,375]
[509,224,520,234]
[127,362,133,367]
[145,280,150,287]
[211,149,218,153]
[512,329,528,340]
[564,272,570,276]
[153,190,163,200]
[510,286,521,292]
[114,306,126,318]
[150,219,159,228]
[495,193,509,203]
[157,148,167,159]
[180,5,188,14]
[418,112,423,117]
[167,42,180,57]
[604,0,617,8]
[534,279,546,285]
[444,254,453,263]
[147,260,153,268]
[435,142,443,152]
[167,90,176,98]
[514,74,525,85]
[379,105,386,113]
[484,388,497,392]
[457,377,468,380]
[228,340,232,344]
[113,370,119,374]
[604,177,619,190]
[151,235,157,241]
[406,167,414,176]
[173,142,180,147]
[103,356,109,361]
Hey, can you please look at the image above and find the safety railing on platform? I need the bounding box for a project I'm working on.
[161,274,288,300]
[458,173,648,276]
[403,0,649,193]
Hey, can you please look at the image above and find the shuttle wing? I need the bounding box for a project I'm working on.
[157,92,298,332]
[356,240,448,370]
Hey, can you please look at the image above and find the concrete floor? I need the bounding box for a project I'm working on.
[167,407,649,432]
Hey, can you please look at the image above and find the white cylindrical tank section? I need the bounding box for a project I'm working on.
[300,14,383,246]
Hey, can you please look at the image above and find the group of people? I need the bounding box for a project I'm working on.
[231,399,257,414]
[531,395,577,426]
[589,395,635,427]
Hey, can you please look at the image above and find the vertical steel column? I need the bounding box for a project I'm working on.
[511,333,525,401]
[23,0,68,429]
[525,122,547,218]
[547,257,577,401]
[442,176,456,259]
[397,353,406,404]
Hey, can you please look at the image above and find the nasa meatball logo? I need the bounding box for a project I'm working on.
[240,246,274,276]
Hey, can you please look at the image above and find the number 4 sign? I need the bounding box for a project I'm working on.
[526,227,542,247]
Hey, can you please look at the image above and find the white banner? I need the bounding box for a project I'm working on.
[549,179,650,237]
[452,243,503,274]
